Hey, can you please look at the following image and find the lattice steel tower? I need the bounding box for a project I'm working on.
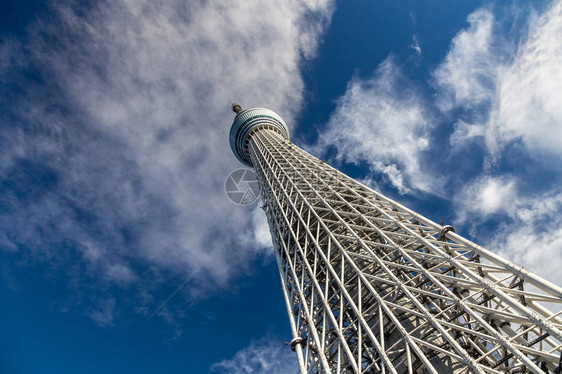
[228,104,562,373]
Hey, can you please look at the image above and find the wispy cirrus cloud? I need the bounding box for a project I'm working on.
[456,175,562,283]
[0,0,333,325]
[316,57,435,195]
[432,2,562,160]
[490,1,562,156]
[211,336,298,374]
[492,192,562,282]
[88,297,117,328]
[454,176,517,222]
[410,34,422,57]
[433,9,502,112]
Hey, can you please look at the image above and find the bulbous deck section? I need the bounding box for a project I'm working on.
[229,106,289,166]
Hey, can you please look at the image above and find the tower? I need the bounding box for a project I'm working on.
[229,104,562,373]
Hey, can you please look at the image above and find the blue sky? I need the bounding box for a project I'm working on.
[1,0,561,373]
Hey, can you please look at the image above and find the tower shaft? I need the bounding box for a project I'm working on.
[248,128,562,374]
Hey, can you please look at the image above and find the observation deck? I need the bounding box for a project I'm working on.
[229,104,290,166]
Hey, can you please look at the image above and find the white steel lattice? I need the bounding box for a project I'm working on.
[230,107,562,374]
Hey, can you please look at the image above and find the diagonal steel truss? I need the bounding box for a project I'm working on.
[248,128,562,374]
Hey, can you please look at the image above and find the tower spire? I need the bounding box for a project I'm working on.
[231,102,242,114]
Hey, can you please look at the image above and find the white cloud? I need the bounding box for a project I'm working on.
[104,263,137,287]
[433,2,562,158]
[410,34,422,56]
[211,337,298,374]
[235,205,274,261]
[490,1,562,156]
[251,206,274,255]
[0,0,333,317]
[88,297,117,327]
[455,176,517,222]
[0,233,18,253]
[454,179,562,284]
[492,192,562,284]
[449,120,486,148]
[316,58,436,194]
[434,9,500,112]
